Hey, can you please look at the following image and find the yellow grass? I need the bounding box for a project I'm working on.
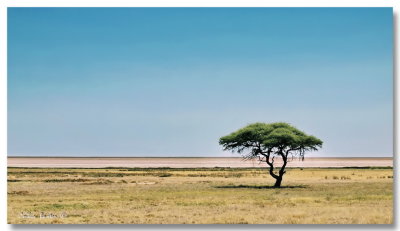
[8,167,393,224]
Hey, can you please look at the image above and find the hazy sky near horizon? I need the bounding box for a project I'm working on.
[8,8,392,157]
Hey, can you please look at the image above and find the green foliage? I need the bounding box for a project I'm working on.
[219,122,323,160]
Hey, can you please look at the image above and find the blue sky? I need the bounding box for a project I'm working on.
[8,8,393,157]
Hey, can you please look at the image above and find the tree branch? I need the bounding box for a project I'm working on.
[264,150,279,179]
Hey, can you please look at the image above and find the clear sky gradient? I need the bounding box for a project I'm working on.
[8,8,393,157]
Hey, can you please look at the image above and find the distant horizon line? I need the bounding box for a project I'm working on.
[7,156,393,159]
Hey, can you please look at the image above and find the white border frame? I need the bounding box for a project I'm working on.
[1,1,398,230]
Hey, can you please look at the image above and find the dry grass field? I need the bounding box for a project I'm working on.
[8,167,393,224]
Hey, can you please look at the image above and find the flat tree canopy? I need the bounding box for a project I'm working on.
[219,122,323,187]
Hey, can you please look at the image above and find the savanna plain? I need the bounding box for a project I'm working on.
[8,165,393,224]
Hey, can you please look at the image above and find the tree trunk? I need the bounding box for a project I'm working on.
[265,151,287,188]
[273,176,282,188]
[273,152,288,188]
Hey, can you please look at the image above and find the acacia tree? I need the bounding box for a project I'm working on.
[219,122,323,187]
